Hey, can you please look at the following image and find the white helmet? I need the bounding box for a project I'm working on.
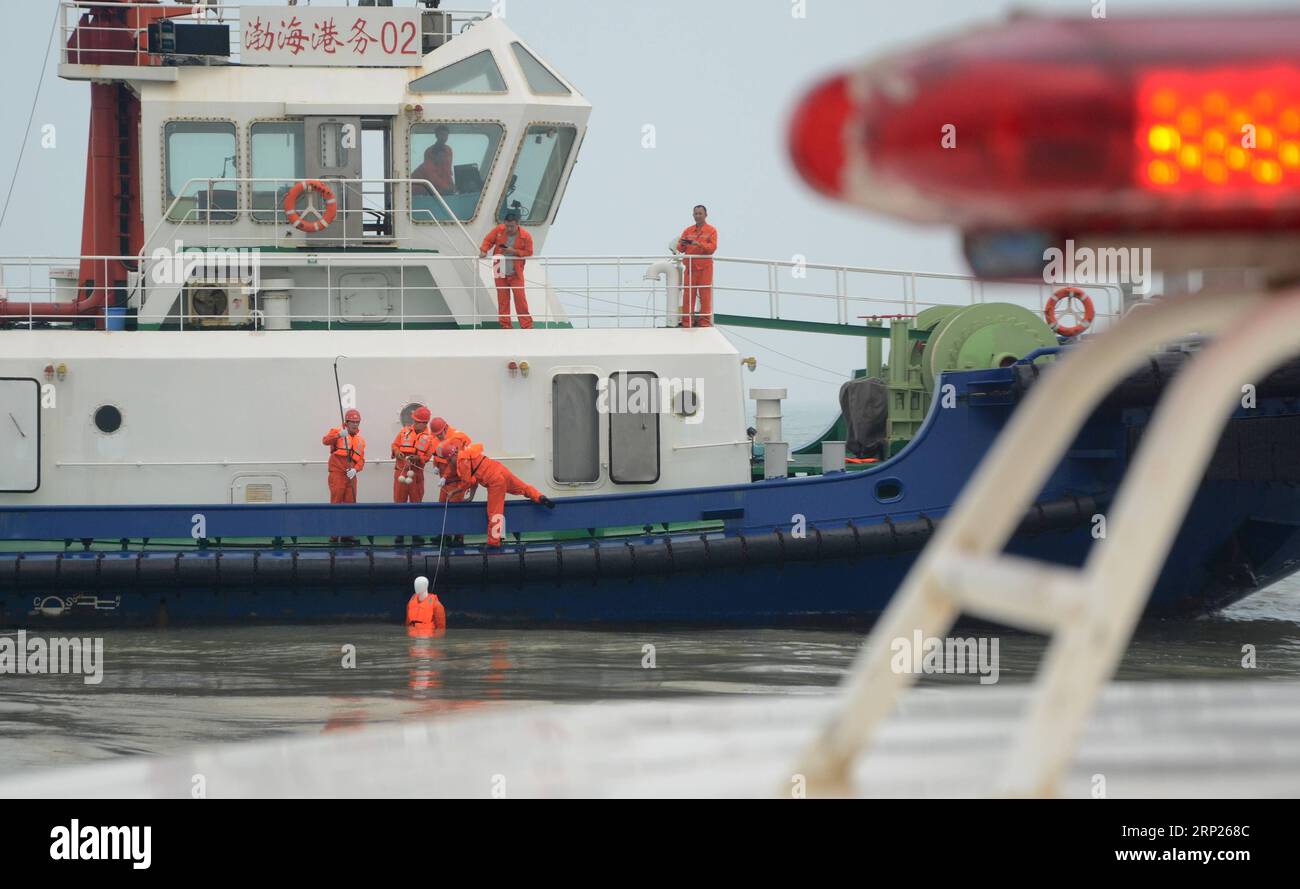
[413,576,430,598]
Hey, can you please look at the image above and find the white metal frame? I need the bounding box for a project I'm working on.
[792,285,1297,797]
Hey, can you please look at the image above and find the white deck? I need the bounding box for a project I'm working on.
[4,681,1297,798]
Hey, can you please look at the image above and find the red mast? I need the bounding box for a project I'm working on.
[1,0,187,323]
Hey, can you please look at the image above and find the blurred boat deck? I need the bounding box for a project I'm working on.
[4,680,1300,798]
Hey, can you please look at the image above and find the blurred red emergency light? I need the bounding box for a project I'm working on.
[788,12,1300,235]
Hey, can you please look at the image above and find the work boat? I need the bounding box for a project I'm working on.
[4,1,1300,628]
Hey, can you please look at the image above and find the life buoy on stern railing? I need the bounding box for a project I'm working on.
[284,179,338,233]
[1045,286,1095,338]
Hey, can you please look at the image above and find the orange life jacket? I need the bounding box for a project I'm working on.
[407,593,446,629]
[392,425,434,468]
[323,428,366,473]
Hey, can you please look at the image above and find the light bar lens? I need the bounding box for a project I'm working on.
[1138,65,1300,191]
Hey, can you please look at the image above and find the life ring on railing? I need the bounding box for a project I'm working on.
[1045,286,1095,338]
[283,180,338,233]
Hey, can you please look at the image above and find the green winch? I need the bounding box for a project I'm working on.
[866,303,1057,454]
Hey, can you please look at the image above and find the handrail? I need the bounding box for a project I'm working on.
[2,251,1128,333]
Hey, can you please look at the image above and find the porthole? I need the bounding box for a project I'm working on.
[94,405,122,434]
[674,386,700,418]
[874,478,903,502]
[399,402,425,426]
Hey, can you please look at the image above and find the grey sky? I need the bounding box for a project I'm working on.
[1,0,1288,422]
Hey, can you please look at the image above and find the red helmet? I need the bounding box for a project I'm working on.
[344,409,361,423]
[436,441,458,460]
[429,416,449,435]
[412,406,431,424]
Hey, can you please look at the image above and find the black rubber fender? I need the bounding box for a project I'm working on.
[0,495,1100,593]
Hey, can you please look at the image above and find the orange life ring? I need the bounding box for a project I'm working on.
[283,179,338,233]
[1045,286,1095,338]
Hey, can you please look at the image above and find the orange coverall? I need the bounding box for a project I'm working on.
[407,592,447,630]
[391,425,436,503]
[678,222,718,327]
[435,427,474,503]
[447,444,543,547]
[413,143,455,196]
[481,224,535,329]
[323,428,366,503]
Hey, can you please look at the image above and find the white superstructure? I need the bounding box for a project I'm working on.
[0,3,753,507]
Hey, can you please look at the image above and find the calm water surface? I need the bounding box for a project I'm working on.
[0,578,1296,776]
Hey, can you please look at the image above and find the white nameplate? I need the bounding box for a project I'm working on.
[241,6,422,67]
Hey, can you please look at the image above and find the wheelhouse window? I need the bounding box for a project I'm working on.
[511,43,571,95]
[500,125,577,224]
[608,372,661,485]
[409,122,504,222]
[552,373,600,484]
[250,121,305,222]
[409,50,506,94]
[165,121,238,222]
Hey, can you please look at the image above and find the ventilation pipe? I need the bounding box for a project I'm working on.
[644,259,682,327]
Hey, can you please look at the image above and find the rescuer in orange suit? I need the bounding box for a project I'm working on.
[439,441,555,548]
[323,408,366,545]
[429,417,474,503]
[677,204,718,328]
[391,406,436,503]
[391,406,437,546]
[324,409,366,503]
[479,210,535,329]
[406,575,447,637]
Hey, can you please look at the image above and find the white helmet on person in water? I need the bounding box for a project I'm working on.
[413,576,429,598]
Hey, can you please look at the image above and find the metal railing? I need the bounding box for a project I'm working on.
[150,176,481,253]
[60,1,486,68]
[1,251,1127,334]
[543,254,1124,333]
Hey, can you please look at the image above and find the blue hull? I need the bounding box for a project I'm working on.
[5,366,1300,627]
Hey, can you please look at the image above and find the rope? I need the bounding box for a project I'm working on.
[720,327,848,379]
[0,1,60,233]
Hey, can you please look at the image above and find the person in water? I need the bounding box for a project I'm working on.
[406,575,446,636]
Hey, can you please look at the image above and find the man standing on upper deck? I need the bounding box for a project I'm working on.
[479,211,535,329]
[677,204,718,328]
